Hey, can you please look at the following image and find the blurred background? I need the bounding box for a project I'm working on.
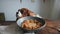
[0,0,60,21]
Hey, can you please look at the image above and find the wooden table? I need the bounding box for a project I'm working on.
[0,19,60,34]
[36,19,60,34]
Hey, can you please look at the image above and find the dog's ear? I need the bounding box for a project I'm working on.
[18,9,24,14]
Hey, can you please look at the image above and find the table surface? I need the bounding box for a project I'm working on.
[0,19,60,34]
[36,19,60,34]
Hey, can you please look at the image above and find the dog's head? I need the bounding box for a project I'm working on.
[16,8,36,18]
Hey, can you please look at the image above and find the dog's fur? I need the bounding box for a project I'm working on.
[16,8,36,20]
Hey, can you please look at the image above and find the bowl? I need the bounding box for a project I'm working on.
[16,16,46,33]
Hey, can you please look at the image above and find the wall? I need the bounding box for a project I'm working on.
[51,0,60,20]
[20,0,41,14]
[40,0,60,20]
[0,0,59,21]
[39,0,54,19]
[0,0,41,21]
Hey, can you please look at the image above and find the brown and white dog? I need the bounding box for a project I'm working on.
[16,8,42,21]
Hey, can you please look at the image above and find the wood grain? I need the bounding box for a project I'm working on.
[0,19,60,34]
